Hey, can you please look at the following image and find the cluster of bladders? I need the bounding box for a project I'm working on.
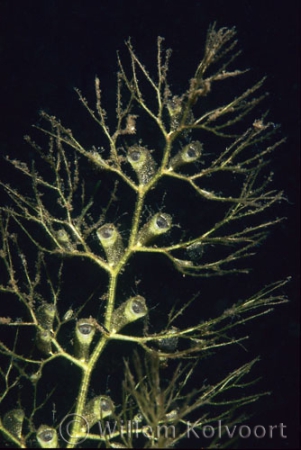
[2,142,201,446]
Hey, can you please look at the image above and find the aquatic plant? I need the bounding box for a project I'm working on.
[0,24,288,448]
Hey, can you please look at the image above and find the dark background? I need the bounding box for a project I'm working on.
[0,1,299,448]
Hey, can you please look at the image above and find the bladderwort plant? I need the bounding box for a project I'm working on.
[0,24,289,448]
